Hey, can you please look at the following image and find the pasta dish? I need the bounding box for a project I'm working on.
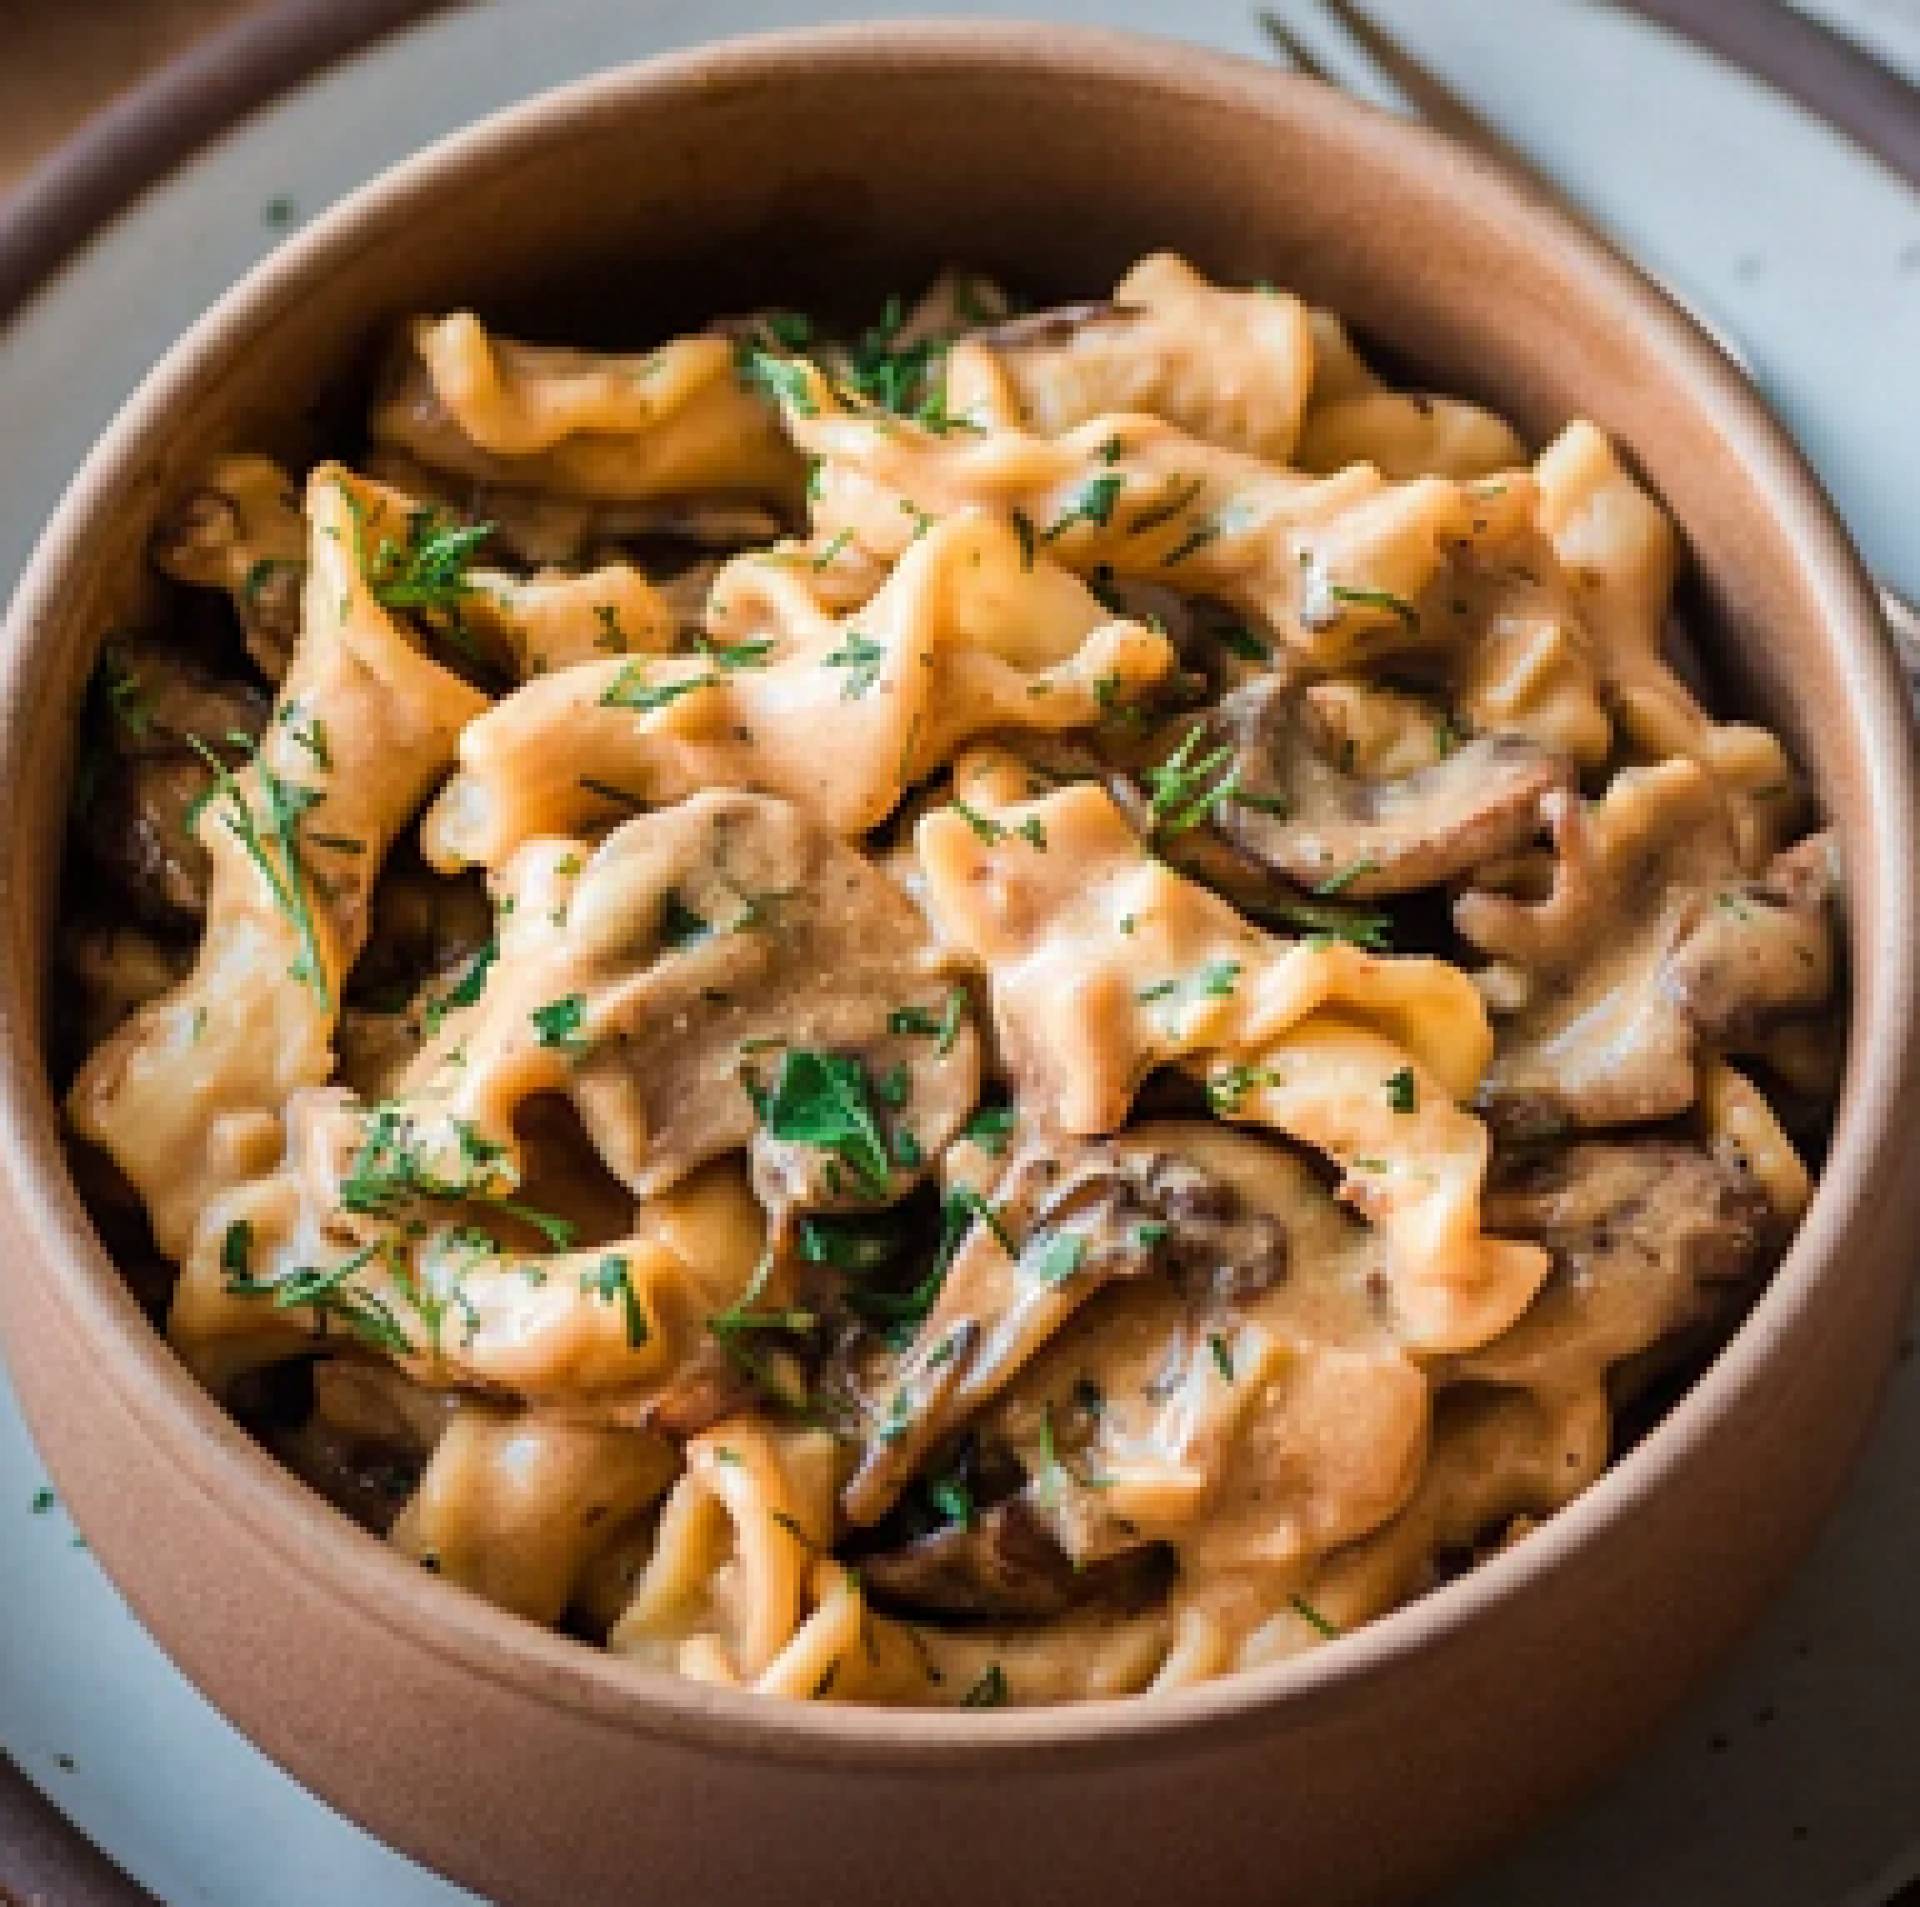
[57,255,1840,1707]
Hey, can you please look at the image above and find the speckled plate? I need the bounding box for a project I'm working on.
[1,4,1916,1903]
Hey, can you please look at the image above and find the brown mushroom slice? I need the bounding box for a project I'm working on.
[1208,678,1570,897]
[270,1357,459,1533]
[1458,764,1837,1132]
[61,922,189,1051]
[840,1122,1298,1527]
[150,454,307,679]
[946,255,1315,462]
[939,1133,1428,1611]
[858,1497,1172,1622]
[79,643,268,925]
[404,791,980,1211]
[1666,828,1838,1048]
[1447,1141,1775,1404]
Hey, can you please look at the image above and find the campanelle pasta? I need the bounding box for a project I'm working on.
[57,254,1839,1707]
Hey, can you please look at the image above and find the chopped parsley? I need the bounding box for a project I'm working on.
[1205,1063,1283,1114]
[698,633,775,669]
[355,499,492,618]
[1144,726,1239,837]
[1043,473,1123,541]
[340,1108,577,1250]
[221,1224,409,1356]
[531,994,589,1054]
[1328,583,1420,630]
[1161,517,1220,566]
[1127,474,1205,536]
[1312,857,1380,897]
[962,1103,1016,1154]
[659,892,710,949]
[1290,1593,1342,1640]
[599,664,719,713]
[1209,1332,1234,1382]
[280,704,331,769]
[748,1048,894,1195]
[1385,1066,1418,1114]
[962,1663,1009,1708]
[1212,619,1272,662]
[581,1254,648,1348]
[592,604,632,653]
[823,631,886,698]
[735,344,819,415]
[185,738,330,1006]
[1026,1231,1087,1286]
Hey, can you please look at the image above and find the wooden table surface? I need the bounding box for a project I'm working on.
[0,0,270,193]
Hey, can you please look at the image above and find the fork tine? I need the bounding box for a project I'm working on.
[1255,10,1338,84]
[1314,0,1555,181]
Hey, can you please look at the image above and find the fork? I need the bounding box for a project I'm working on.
[1257,0,1920,684]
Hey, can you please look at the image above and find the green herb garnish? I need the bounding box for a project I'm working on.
[582,1254,648,1347]
[749,1048,894,1195]
[531,994,589,1054]
[186,739,330,1006]
[1144,726,1239,838]
[599,664,719,713]
[823,631,886,699]
[1043,474,1123,541]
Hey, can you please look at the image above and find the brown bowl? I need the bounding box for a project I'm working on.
[1,23,1915,1906]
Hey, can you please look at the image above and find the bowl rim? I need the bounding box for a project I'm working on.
[1,17,1912,1771]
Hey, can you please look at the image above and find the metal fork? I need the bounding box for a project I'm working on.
[1257,0,1920,679]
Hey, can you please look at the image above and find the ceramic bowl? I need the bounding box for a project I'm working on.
[1,23,1914,1906]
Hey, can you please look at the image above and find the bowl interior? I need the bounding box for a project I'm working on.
[0,22,1911,1772]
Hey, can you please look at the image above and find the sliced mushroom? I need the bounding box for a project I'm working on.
[1458,763,1837,1133]
[79,642,268,925]
[840,1123,1295,1526]
[858,1496,1172,1621]
[440,791,982,1211]
[1666,829,1838,1047]
[270,1357,459,1533]
[1453,1140,1775,1405]
[1208,677,1570,897]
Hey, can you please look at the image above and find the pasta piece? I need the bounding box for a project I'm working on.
[1698,1060,1813,1221]
[460,560,677,676]
[610,1419,837,1684]
[67,467,489,1255]
[945,254,1315,461]
[1296,391,1527,480]
[1535,421,1797,864]
[150,453,306,677]
[371,313,805,508]
[390,1403,676,1622]
[790,373,1495,666]
[917,748,1546,1350]
[420,511,1173,867]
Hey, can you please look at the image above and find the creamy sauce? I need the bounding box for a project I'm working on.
[58,256,1838,1707]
